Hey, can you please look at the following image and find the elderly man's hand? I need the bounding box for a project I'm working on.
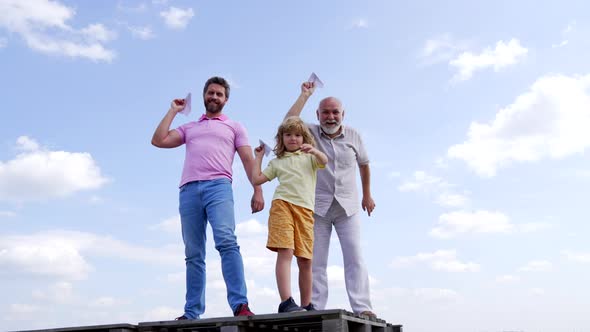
[301,82,315,97]
[362,196,375,217]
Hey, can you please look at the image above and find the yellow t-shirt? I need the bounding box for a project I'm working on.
[262,150,324,211]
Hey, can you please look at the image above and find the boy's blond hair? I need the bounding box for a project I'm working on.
[274,116,316,158]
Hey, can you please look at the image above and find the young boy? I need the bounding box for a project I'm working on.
[251,116,328,312]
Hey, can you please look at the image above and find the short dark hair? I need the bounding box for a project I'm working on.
[203,76,230,99]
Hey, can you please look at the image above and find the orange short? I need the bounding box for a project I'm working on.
[266,199,314,259]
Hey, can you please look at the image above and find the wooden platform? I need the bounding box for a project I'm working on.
[13,310,402,332]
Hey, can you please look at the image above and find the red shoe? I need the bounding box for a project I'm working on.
[234,303,254,316]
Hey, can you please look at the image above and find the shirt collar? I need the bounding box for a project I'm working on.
[198,113,229,122]
[284,150,304,156]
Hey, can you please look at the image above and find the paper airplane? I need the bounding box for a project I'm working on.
[258,139,273,157]
[180,92,192,116]
[308,72,324,88]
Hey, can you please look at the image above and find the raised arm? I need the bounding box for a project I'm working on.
[359,164,376,217]
[284,82,316,120]
[151,99,185,148]
[250,145,270,186]
[237,145,265,213]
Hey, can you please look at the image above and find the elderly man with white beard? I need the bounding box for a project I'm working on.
[285,82,377,318]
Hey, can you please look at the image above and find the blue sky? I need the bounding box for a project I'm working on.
[1,1,590,331]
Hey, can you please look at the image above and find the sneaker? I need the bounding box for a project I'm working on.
[278,297,306,313]
[302,303,317,311]
[175,315,188,320]
[360,310,377,318]
[234,303,255,316]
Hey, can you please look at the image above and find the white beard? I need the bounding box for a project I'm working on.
[321,124,341,135]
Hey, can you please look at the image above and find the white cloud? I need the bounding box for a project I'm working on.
[233,218,275,278]
[143,306,178,321]
[128,25,155,40]
[0,237,93,280]
[0,36,7,48]
[430,210,513,239]
[552,21,575,48]
[420,34,468,65]
[529,288,545,296]
[245,280,277,305]
[435,193,469,208]
[0,230,183,280]
[435,157,449,169]
[422,35,455,57]
[116,2,148,13]
[449,39,527,81]
[162,271,184,283]
[413,288,460,302]
[518,222,552,233]
[352,18,368,29]
[448,74,590,176]
[562,250,590,263]
[391,249,480,272]
[495,274,520,283]
[551,40,568,48]
[518,260,552,272]
[32,281,74,303]
[387,171,401,179]
[88,195,103,204]
[9,303,41,314]
[80,23,117,43]
[16,136,39,151]
[399,171,469,208]
[89,296,128,308]
[327,265,346,283]
[160,7,194,29]
[574,169,590,179]
[0,0,116,62]
[236,218,266,235]
[398,171,448,192]
[372,286,461,309]
[0,136,109,203]
[149,215,180,234]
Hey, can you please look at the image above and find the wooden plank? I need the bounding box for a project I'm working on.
[14,309,401,332]
[322,318,348,332]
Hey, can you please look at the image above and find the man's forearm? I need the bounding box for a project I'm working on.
[359,164,372,197]
[285,93,311,119]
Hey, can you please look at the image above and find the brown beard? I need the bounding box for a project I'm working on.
[204,100,223,113]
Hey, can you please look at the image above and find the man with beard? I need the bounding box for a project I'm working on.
[152,76,264,320]
[284,82,377,318]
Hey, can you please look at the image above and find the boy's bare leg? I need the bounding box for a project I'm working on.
[276,249,294,301]
[297,256,312,306]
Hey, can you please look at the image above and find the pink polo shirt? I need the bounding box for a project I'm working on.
[175,114,250,187]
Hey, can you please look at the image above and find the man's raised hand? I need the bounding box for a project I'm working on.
[301,82,316,97]
[170,98,186,113]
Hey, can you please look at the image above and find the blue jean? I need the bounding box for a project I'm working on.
[179,178,248,319]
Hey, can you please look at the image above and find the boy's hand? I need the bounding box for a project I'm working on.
[300,143,314,153]
[254,145,265,158]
